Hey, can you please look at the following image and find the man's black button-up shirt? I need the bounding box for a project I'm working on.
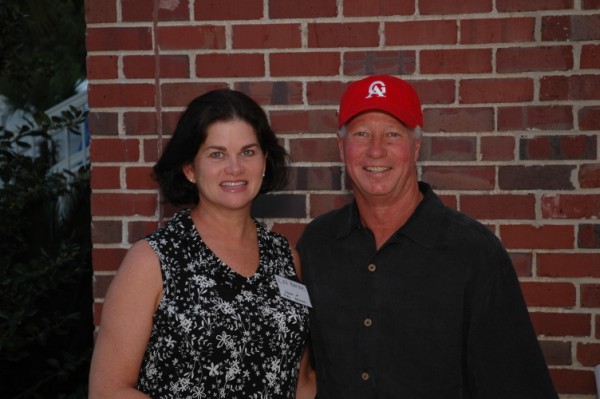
[297,182,557,399]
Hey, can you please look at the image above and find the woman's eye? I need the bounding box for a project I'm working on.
[210,151,224,159]
[242,149,255,157]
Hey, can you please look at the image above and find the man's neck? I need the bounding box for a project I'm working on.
[355,184,423,250]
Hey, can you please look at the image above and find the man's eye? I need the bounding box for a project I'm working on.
[353,131,368,137]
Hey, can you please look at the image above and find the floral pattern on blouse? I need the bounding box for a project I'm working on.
[137,209,309,399]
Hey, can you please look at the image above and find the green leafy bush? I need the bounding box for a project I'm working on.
[0,108,93,399]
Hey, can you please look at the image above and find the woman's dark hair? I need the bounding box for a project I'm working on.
[153,89,289,206]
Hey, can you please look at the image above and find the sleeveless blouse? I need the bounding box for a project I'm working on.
[137,210,310,398]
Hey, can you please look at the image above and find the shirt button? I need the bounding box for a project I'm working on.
[368,263,376,272]
[361,372,370,381]
[363,318,372,327]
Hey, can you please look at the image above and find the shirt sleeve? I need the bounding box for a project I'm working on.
[465,243,558,399]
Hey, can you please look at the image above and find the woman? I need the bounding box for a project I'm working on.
[89,89,315,398]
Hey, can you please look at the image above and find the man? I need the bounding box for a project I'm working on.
[296,75,557,398]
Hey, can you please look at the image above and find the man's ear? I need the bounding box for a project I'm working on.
[337,134,345,162]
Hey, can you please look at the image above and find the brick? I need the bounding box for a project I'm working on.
[460,194,535,220]
[459,78,533,103]
[233,24,301,49]
[93,275,113,300]
[90,138,141,162]
[498,165,575,190]
[123,112,158,136]
[538,253,600,278]
[577,343,600,367]
[583,0,600,7]
[128,221,160,243]
[289,166,343,191]
[343,51,416,76]
[579,224,600,248]
[542,75,600,101]
[197,53,265,78]
[497,46,573,73]
[235,81,303,106]
[529,312,591,337]
[89,112,118,136]
[579,106,600,131]
[270,110,337,134]
[481,136,515,161]
[424,107,494,133]
[543,15,600,41]
[581,44,600,69]
[420,0,492,14]
[92,248,128,272]
[386,20,457,45]
[86,27,152,52]
[123,55,190,79]
[308,23,379,48]
[461,17,535,44]
[122,0,190,21]
[510,252,533,277]
[498,106,573,131]
[581,284,600,307]
[520,135,597,161]
[289,138,339,162]
[251,194,306,218]
[539,340,572,366]
[270,0,337,18]
[125,166,158,190]
[92,220,122,244]
[144,138,167,163]
[542,194,600,219]
[345,0,415,15]
[158,26,225,50]
[309,193,353,218]
[84,0,117,24]
[270,52,339,77]
[421,49,492,74]
[161,82,227,107]
[521,282,576,307]
[89,83,155,108]
[540,76,569,101]
[271,223,307,248]
[419,136,476,162]
[92,193,158,217]
[307,81,348,105]
[411,80,455,105]
[195,0,263,20]
[548,368,595,395]
[497,0,573,11]
[580,164,600,188]
[90,166,121,190]
[500,224,574,249]
[86,55,118,79]
[421,166,495,190]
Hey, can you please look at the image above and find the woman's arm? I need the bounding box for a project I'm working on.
[88,240,163,399]
[296,346,316,399]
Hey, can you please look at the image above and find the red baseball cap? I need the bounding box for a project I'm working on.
[338,75,423,129]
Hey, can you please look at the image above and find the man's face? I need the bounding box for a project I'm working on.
[338,111,421,204]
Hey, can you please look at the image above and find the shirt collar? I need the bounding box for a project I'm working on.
[335,182,444,249]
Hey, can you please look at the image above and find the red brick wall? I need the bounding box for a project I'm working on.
[85,1,600,396]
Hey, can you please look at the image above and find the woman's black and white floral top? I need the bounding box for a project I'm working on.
[137,209,310,399]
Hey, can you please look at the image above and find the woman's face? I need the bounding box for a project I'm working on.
[183,119,266,213]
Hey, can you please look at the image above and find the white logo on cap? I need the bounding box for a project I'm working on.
[366,80,386,98]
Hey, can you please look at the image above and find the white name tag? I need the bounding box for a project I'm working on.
[275,275,312,308]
